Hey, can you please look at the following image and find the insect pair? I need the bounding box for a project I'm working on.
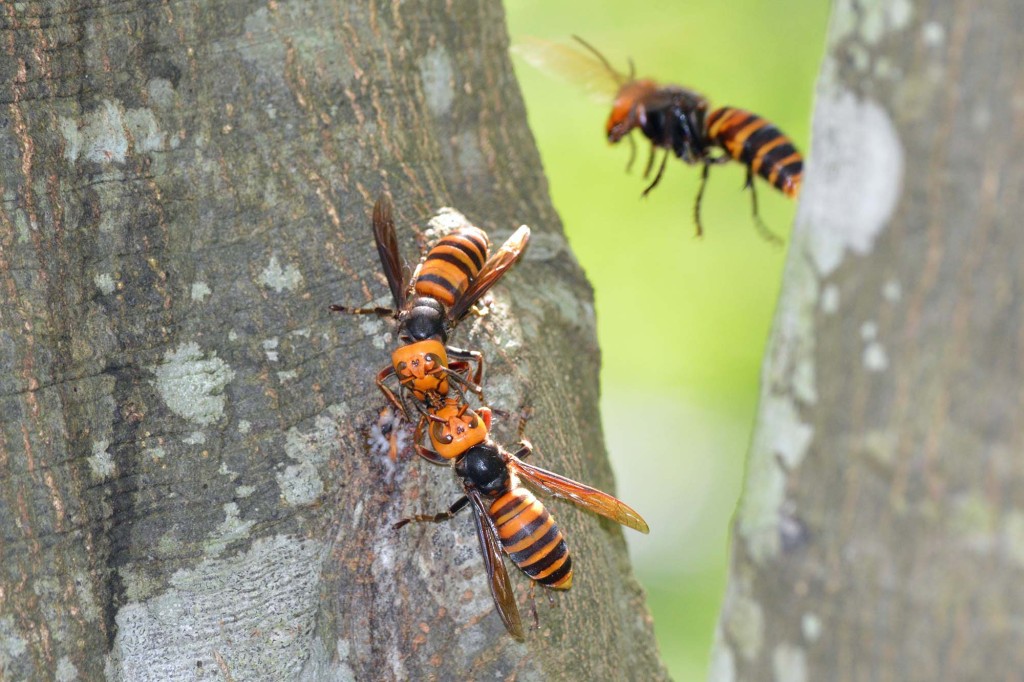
[518,36,804,242]
[335,196,649,640]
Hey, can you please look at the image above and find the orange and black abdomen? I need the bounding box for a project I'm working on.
[705,107,803,198]
[415,227,490,307]
[490,488,573,589]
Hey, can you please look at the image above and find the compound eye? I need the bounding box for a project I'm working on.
[430,421,453,444]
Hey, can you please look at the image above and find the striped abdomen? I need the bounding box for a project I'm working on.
[414,227,490,307]
[490,487,573,589]
[705,107,803,198]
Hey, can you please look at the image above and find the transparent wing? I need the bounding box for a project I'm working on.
[508,456,650,534]
[447,225,531,324]
[467,489,525,640]
[371,195,410,310]
[512,35,626,103]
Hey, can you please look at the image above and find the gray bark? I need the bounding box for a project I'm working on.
[0,1,666,680]
[714,2,1024,680]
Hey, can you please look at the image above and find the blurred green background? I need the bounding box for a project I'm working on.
[505,2,829,678]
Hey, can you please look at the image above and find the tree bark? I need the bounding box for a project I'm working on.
[714,2,1024,680]
[0,1,666,679]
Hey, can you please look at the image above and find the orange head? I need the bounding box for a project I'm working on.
[606,80,658,142]
[427,399,491,460]
[392,339,450,401]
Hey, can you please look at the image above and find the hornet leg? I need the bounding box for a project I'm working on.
[329,303,395,316]
[625,133,638,173]
[745,166,782,245]
[693,162,712,238]
[393,496,470,530]
[641,149,670,197]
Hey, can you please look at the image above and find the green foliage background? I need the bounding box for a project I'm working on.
[505,2,830,678]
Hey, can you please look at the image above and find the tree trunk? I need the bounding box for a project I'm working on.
[0,1,666,679]
[714,1,1024,680]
